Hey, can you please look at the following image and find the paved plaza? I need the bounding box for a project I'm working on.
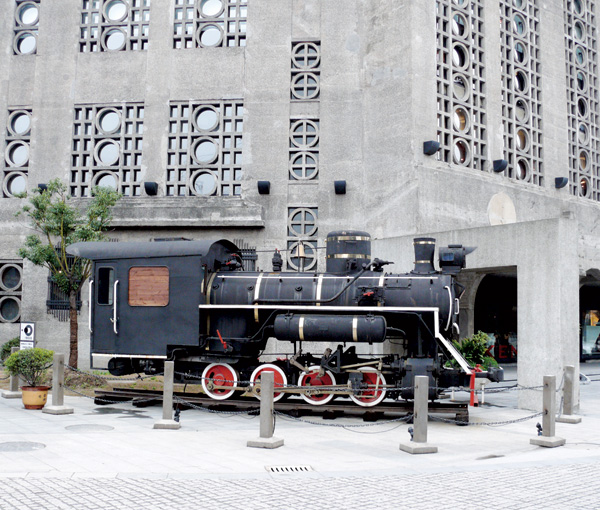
[1,364,600,510]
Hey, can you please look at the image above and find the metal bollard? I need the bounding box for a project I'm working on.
[399,375,438,454]
[43,353,74,415]
[247,371,284,449]
[153,361,181,429]
[1,347,22,399]
[530,375,565,448]
[557,365,582,424]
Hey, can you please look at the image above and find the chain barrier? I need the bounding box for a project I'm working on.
[274,410,415,429]
[429,411,544,427]
[173,395,259,417]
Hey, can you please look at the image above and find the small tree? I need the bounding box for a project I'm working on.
[17,179,120,368]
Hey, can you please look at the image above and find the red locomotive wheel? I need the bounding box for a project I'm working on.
[349,367,387,407]
[297,365,336,405]
[250,364,288,402]
[201,363,239,401]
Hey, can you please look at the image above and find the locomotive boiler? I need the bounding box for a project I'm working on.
[68,230,503,407]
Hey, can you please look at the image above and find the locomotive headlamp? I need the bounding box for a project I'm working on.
[439,244,476,274]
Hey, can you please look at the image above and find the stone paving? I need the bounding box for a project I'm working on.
[1,363,600,510]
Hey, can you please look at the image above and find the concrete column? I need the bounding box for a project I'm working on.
[399,375,437,454]
[43,353,74,415]
[247,371,284,449]
[557,365,582,424]
[530,375,565,448]
[153,361,181,430]
[1,347,21,399]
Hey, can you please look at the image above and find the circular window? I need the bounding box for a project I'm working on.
[192,171,217,195]
[192,138,218,164]
[580,150,589,171]
[197,24,223,47]
[95,140,120,166]
[516,128,529,151]
[287,241,317,271]
[290,208,318,237]
[289,152,318,180]
[513,14,526,36]
[577,71,587,91]
[97,109,121,134]
[452,74,470,101]
[292,42,320,70]
[515,98,529,122]
[574,21,584,41]
[291,73,319,100]
[452,44,469,70]
[452,107,470,132]
[453,0,467,7]
[0,297,20,323]
[200,0,224,17]
[578,97,588,117]
[515,70,528,92]
[16,2,39,26]
[193,108,219,132]
[4,172,27,197]
[290,120,319,148]
[580,176,590,197]
[95,172,118,190]
[516,159,529,181]
[513,0,524,9]
[574,0,584,15]
[8,111,31,136]
[514,41,527,64]
[14,32,37,55]
[453,139,471,165]
[578,123,589,144]
[5,141,29,167]
[0,265,22,291]
[575,46,586,66]
[105,0,128,21]
[103,28,126,51]
[452,13,468,38]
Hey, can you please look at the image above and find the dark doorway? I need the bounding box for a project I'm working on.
[474,274,518,363]
[580,284,600,360]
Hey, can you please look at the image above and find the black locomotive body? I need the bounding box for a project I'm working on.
[68,230,503,407]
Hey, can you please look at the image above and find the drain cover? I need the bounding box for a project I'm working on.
[266,465,314,473]
[0,442,46,452]
[65,424,114,432]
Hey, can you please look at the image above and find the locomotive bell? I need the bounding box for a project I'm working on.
[412,237,436,274]
[326,230,371,273]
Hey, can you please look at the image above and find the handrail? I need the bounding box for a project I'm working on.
[113,280,119,334]
[88,280,93,333]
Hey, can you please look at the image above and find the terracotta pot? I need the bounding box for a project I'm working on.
[21,386,50,410]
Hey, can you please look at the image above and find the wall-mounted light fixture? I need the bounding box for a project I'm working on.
[493,159,508,173]
[555,177,569,189]
[257,181,271,195]
[144,181,159,196]
[423,141,441,156]
[37,183,48,191]
[334,180,346,195]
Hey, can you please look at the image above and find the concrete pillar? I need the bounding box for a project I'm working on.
[557,365,582,424]
[1,347,21,399]
[530,375,565,448]
[247,371,284,449]
[43,353,74,415]
[399,375,437,454]
[153,361,181,430]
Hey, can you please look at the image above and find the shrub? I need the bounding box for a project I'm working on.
[1,338,20,362]
[4,348,54,387]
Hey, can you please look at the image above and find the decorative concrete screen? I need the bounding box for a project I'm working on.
[0,262,23,323]
[287,207,318,271]
[13,0,40,55]
[2,108,32,198]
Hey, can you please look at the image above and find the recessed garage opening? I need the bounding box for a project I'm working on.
[474,273,518,363]
[580,283,600,361]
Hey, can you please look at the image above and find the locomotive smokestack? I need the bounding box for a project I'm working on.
[412,238,436,274]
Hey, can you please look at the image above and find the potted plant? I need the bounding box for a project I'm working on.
[4,347,54,409]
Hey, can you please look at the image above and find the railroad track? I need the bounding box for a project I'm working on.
[94,387,469,423]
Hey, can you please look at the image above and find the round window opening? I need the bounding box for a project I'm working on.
[194,108,219,131]
[516,129,529,151]
[513,0,524,9]
[1,266,21,291]
[0,297,20,322]
[453,140,470,165]
[96,173,118,190]
[104,28,126,51]
[193,139,218,164]
[453,108,470,132]
[105,0,128,22]
[516,160,529,180]
[98,110,121,134]
[199,25,222,47]
[514,42,527,64]
[452,13,467,37]
[452,45,468,69]
[193,172,217,195]
[515,70,528,92]
[577,71,586,91]
[576,46,586,65]
[200,0,223,17]
[17,4,39,26]
[515,99,529,122]
[16,32,36,54]
[579,123,589,144]
[578,97,588,117]
[6,142,29,167]
[580,151,589,171]
[9,112,31,136]
[574,21,584,41]
[452,74,469,100]
[574,0,584,14]
[96,141,120,166]
[581,177,590,197]
[6,173,27,196]
[513,14,526,35]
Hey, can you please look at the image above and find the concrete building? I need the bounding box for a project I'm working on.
[1,0,598,408]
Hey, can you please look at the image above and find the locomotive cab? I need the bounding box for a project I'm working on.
[67,239,240,374]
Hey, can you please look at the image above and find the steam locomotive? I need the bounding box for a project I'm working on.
[68,231,503,407]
